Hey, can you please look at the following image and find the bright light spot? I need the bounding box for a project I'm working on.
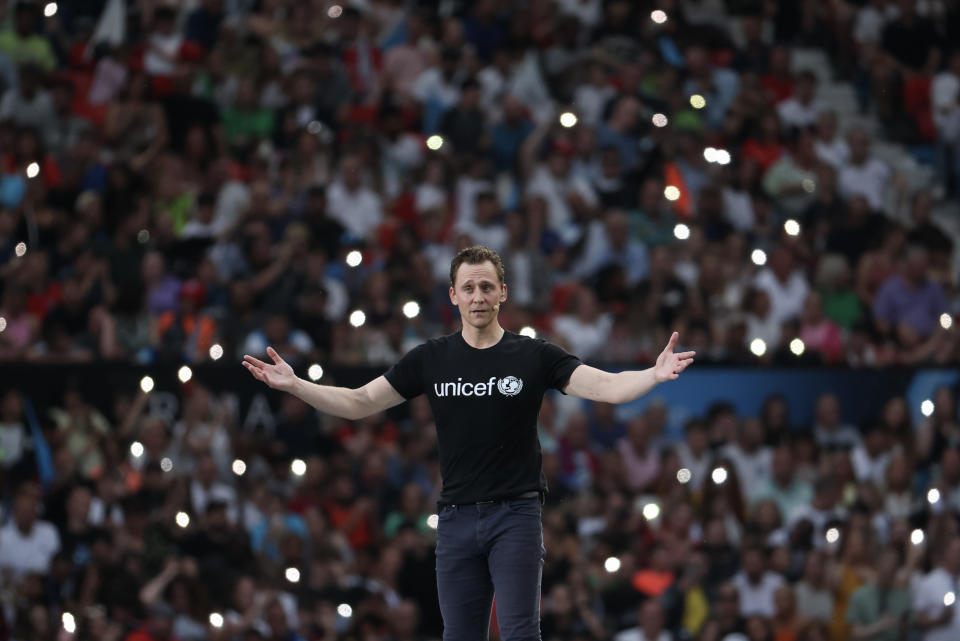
[652,113,668,127]
[941,314,953,330]
[291,458,307,476]
[346,250,362,267]
[928,488,941,504]
[912,529,925,545]
[676,468,691,484]
[690,94,706,109]
[178,365,192,383]
[703,147,718,162]
[790,338,805,356]
[328,5,343,18]
[232,459,247,476]
[209,343,223,360]
[802,178,816,193]
[426,135,444,151]
[130,441,144,458]
[604,556,622,573]
[559,112,578,128]
[715,149,731,165]
[642,502,660,520]
[14,242,26,257]
[673,223,690,240]
[44,3,57,18]
[337,604,353,618]
[349,310,366,328]
[160,457,173,473]
[784,219,801,236]
[25,162,39,178]
[825,527,839,544]
[285,567,301,583]
[307,120,323,135]
[140,376,155,393]
[308,363,324,381]
[175,511,190,528]
[711,467,727,485]
[664,185,680,201]
[62,612,75,634]
[427,514,439,529]
[750,338,767,357]
[921,399,935,417]
[650,9,668,23]
[751,248,767,266]
[519,326,537,338]
[137,229,150,244]
[403,301,421,319]
[209,613,224,628]
[946,592,956,607]
[0,317,6,333]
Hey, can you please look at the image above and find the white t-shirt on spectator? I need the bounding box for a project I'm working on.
[526,165,598,234]
[721,187,755,232]
[613,629,673,641]
[753,268,810,325]
[915,567,960,641]
[411,67,460,111]
[555,0,604,29]
[144,32,183,75]
[932,71,960,143]
[721,443,772,501]
[853,3,900,45]
[0,520,61,580]
[573,83,616,126]
[814,136,851,170]
[326,180,384,239]
[552,313,613,362]
[733,571,785,617]
[838,158,891,212]
[0,421,27,468]
[850,444,892,487]
[777,98,826,130]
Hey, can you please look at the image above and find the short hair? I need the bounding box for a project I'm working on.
[449,246,505,287]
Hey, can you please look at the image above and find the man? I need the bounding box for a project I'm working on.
[914,537,960,641]
[0,486,61,581]
[243,246,695,640]
[846,546,910,641]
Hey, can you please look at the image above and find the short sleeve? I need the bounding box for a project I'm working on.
[540,340,581,393]
[384,343,427,400]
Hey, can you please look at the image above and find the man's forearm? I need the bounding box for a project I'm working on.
[290,377,367,420]
[605,368,659,404]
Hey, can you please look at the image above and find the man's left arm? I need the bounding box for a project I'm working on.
[563,332,695,404]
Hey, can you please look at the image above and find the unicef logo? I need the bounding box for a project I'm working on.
[497,376,524,397]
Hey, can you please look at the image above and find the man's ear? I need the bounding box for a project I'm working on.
[449,286,457,305]
[501,282,508,302]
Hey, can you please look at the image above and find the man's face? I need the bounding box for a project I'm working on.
[449,261,506,331]
[13,494,36,531]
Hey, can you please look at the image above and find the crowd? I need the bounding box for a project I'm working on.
[2,0,960,640]
[0,0,958,370]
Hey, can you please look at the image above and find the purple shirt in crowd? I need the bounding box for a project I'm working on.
[147,276,182,315]
[872,274,947,337]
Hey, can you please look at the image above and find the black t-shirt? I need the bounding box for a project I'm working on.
[384,330,581,504]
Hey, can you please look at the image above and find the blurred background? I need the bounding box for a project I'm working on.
[1,0,960,640]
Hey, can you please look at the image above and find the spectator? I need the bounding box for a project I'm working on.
[614,599,672,641]
[793,550,835,623]
[932,50,960,195]
[0,65,56,134]
[0,4,56,72]
[754,247,810,327]
[872,245,948,344]
[733,546,785,618]
[777,71,826,132]
[0,487,60,581]
[914,537,960,641]
[838,129,892,214]
[813,394,861,451]
[325,154,385,241]
[845,545,910,641]
[752,447,814,522]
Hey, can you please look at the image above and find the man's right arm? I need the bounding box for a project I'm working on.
[290,375,405,421]
[243,347,406,420]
